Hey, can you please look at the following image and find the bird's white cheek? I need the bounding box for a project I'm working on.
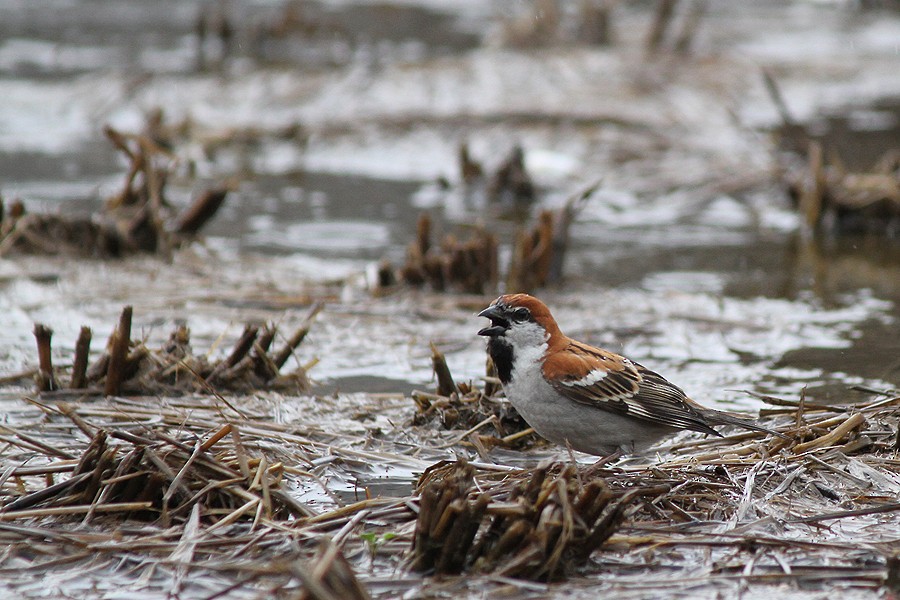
[505,321,550,350]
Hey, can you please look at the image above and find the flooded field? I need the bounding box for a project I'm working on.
[1,0,899,598]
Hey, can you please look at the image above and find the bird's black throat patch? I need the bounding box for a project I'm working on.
[486,338,513,384]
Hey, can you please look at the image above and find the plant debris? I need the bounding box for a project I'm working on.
[397,213,499,295]
[0,385,899,597]
[384,184,595,295]
[499,0,703,52]
[0,421,311,526]
[787,142,899,234]
[0,122,230,258]
[486,145,536,206]
[410,459,669,580]
[410,344,537,452]
[0,393,383,599]
[30,303,321,396]
[764,71,900,236]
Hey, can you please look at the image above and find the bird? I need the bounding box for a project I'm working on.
[477,293,786,456]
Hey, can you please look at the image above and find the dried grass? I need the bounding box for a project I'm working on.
[30,303,321,396]
[0,382,898,597]
[0,122,230,258]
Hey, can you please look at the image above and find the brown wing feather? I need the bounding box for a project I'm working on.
[543,341,720,436]
[541,341,639,413]
[626,366,721,435]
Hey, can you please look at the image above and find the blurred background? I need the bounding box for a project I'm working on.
[0,0,898,400]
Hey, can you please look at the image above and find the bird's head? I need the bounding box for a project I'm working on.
[477,293,562,349]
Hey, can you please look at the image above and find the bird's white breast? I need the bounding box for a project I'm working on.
[505,338,549,405]
[501,320,551,403]
[499,322,670,455]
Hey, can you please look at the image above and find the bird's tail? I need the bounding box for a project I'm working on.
[700,409,791,440]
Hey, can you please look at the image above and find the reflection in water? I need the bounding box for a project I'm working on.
[788,234,900,303]
[779,234,900,390]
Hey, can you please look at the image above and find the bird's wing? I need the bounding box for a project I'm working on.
[543,341,720,436]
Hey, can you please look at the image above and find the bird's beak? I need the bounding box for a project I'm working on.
[477,305,507,337]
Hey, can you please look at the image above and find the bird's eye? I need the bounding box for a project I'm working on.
[513,307,531,320]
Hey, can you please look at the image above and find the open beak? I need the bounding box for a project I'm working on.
[477,305,507,337]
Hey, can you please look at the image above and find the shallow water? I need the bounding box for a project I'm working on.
[1,0,898,400]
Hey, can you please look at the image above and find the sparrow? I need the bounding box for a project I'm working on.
[477,293,785,456]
